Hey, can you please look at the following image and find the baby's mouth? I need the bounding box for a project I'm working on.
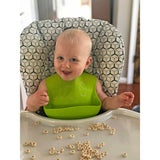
[62,70,72,75]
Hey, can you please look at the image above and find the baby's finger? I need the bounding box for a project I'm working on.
[127,98,134,105]
[122,101,132,107]
[40,101,48,106]
[127,92,134,98]
[120,95,129,101]
[40,95,49,102]
[39,91,48,97]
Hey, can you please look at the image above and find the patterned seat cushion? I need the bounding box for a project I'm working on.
[20,17,125,97]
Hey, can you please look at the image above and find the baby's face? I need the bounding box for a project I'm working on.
[54,40,92,81]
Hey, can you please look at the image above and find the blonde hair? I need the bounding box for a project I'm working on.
[55,29,92,54]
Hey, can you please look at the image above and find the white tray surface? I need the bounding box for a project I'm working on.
[21,108,140,160]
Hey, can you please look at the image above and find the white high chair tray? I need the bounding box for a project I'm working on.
[20,108,140,160]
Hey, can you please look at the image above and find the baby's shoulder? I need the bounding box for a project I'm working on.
[39,78,46,83]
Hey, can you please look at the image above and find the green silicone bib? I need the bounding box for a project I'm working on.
[43,72,101,119]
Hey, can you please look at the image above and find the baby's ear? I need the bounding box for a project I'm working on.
[85,57,92,69]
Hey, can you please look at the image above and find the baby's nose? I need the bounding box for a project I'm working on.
[62,60,70,68]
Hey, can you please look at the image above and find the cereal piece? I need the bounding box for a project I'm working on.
[60,148,64,152]
[99,126,104,131]
[50,147,55,151]
[87,126,92,130]
[110,130,115,135]
[69,134,75,138]
[85,132,89,136]
[97,154,103,159]
[75,127,80,131]
[25,149,30,153]
[69,128,74,131]
[105,125,111,130]
[70,145,75,149]
[111,128,116,131]
[101,142,104,146]
[97,142,104,148]
[93,127,97,131]
[24,142,28,146]
[58,127,63,132]
[34,121,39,125]
[49,150,54,155]
[66,144,71,148]
[43,129,48,134]
[53,130,58,134]
[100,152,106,157]
[57,135,62,140]
[31,142,37,147]
[86,140,90,144]
[31,155,35,159]
[110,128,116,135]
[55,150,61,154]
[122,152,127,157]
[70,150,76,154]
[103,151,108,156]
[29,142,33,146]
[65,127,70,131]
[56,159,60,160]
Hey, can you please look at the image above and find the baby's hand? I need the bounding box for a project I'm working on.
[35,90,49,106]
[26,90,49,112]
[102,92,134,110]
[118,92,134,107]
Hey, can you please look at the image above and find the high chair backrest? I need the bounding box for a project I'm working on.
[20,17,125,97]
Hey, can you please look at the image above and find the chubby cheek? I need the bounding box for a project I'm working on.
[74,70,83,77]
[54,61,59,71]
[73,65,85,76]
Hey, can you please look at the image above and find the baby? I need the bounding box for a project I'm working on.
[26,29,134,117]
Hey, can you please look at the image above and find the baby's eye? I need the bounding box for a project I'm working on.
[57,56,64,60]
[70,58,77,62]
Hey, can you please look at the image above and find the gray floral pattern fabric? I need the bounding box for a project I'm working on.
[20,17,125,97]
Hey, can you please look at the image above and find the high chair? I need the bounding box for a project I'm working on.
[20,17,125,116]
[20,19,140,158]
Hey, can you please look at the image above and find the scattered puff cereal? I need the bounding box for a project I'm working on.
[34,121,39,125]
[31,155,35,159]
[25,149,30,153]
[69,134,75,138]
[57,135,62,140]
[43,129,48,134]
[76,141,108,159]
[70,150,76,154]
[122,152,127,157]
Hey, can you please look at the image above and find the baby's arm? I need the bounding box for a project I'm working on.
[96,79,134,110]
[26,79,49,112]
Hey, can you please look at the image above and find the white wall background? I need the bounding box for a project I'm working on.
[113,0,132,82]
[113,0,139,84]
[20,0,39,110]
[20,0,38,32]
[56,0,91,19]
